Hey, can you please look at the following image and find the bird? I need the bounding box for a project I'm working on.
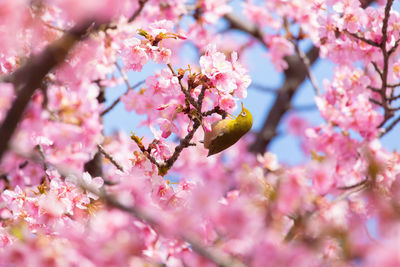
[203,103,253,156]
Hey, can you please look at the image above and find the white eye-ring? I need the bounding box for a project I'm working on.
[241,111,246,116]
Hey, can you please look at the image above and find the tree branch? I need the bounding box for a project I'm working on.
[224,13,320,154]
[0,1,149,163]
[249,46,320,153]
[225,0,374,154]
[97,144,125,172]
[224,13,266,48]
[380,115,400,137]
[0,21,94,162]
[292,41,320,95]
[369,0,397,129]
[128,0,147,23]
[342,29,379,47]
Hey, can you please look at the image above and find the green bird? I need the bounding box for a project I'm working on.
[203,103,253,156]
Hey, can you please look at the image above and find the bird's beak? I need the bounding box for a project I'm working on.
[241,102,244,110]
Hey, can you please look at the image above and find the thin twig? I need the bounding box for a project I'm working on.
[368,0,395,130]
[202,106,228,118]
[97,144,125,172]
[388,37,400,55]
[116,62,132,89]
[381,0,394,48]
[41,20,68,32]
[163,121,201,169]
[371,62,383,80]
[379,0,394,109]
[337,179,368,190]
[36,144,50,179]
[292,41,320,95]
[387,82,400,88]
[342,29,379,47]
[369,97,383,106]
[167,64,199,111]
[387,94,400,101]
[130,134,162,168]
[197,85,207,108]
[388,106,400,112]
[331,183,368,205]
[101,79,144,116]
[380,115,400,137]
[367,86,381,93]
[101,58,145,117]
[249,83,277,94]
[128,0,148,23]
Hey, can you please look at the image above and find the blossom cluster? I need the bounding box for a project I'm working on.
[0,0,400,267]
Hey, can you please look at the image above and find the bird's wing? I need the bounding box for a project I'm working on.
[203,119,232,149]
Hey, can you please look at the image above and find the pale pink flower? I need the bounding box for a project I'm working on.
[201,0,232,24]
[157,118,179,138]
[219,95,237,112]
[146,19,174,36]
[287,115,310,136]
[80,172,104,200]
[121,37,149,72]
[0,83,14,122]
[243,2,281,29]
[267,36,294,71]
[257,152,280,171]
[200,45,251,100]
[307,162,335,194]
[152,46,171,64]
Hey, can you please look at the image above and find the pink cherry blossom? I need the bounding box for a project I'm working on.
[266,36,294,71]
[1,1,400,266]
[257,152,280,171]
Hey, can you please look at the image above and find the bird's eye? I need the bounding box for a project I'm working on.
[241,111,246,116]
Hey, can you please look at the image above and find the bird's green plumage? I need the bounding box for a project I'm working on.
[204,104,253,156]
